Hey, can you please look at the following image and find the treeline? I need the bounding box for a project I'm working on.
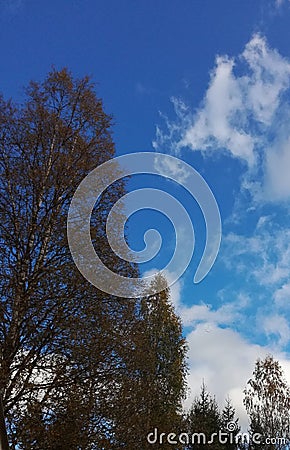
[175,354,290,450]
[0,69,289,449]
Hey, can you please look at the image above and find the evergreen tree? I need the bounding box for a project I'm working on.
[220,397,240,450]
[244,355,290,450]
[112,274,188,449]
[186,382,222,450]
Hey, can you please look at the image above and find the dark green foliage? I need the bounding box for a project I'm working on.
[220,397,240,450]
[112,274,188,449]
[186,382,222,450]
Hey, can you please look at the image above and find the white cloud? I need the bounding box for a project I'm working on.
[153,152,191,184]
[274,282,290,307]
[265,135,290,201]
[261,313,290,347]
[222,226,290,287]
[220,222,290,350]
[151,32,290,433]
[242,34,290,125]
[145,269,290,431]
[256,215,271,229]
[164,270,246,329]
[177,298,244,328]
[180,55,255,165]
[184,323,290,431]
[153,34,290,202]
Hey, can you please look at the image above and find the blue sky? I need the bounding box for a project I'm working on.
[1,0,290,428]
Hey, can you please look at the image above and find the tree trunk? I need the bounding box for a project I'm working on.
[0,395,9,450]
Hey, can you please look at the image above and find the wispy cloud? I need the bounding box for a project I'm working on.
[274,281,290,308]
[261,313,290,347]
[223,225,290,288]
[135,81,160,97]
[275,0,290,8]
[153,34,290,202]
[220,218,290,350]
[153,152,191,184]
[151,31,290,431]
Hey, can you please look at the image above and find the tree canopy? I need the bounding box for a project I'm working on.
[0,69,189,449]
